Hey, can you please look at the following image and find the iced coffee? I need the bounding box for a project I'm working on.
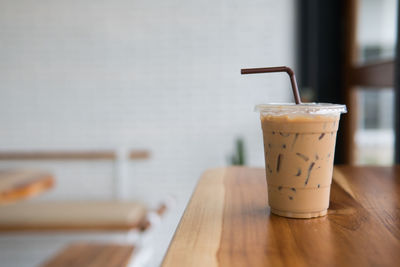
[256,103,346,218]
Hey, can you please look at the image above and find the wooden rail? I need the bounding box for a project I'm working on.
[0,150,150,161]
[129,150,150,160]
[0,151,116,160]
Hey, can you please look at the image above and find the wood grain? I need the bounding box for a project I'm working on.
[162,166,400,267]
[41,243,134,267]
[163,168,226,266]
[0,201,147,231]
[0,170,54,204]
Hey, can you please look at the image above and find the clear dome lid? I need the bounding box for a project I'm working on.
[255,103,347,115]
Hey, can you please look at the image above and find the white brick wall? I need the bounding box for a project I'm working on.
[0,0,295,265]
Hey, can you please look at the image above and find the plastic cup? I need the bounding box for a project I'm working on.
[256,103,347,218]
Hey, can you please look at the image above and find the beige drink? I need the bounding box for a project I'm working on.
[257,103,346,218]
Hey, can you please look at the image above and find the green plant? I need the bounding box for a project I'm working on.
[230,138,246,165]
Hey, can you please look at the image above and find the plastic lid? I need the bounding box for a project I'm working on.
[255,103,347,115]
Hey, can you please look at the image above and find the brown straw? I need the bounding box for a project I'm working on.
[241,66,302,104]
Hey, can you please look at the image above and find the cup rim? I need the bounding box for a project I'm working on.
[255,103,347,114]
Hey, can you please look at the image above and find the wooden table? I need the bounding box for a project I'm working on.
[0,170,54,204]
[41,243,135,267]
[163,166,400,267]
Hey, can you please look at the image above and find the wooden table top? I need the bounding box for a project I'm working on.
[163,165,400,267]
[41,243,134,267]
[0,169,54,204]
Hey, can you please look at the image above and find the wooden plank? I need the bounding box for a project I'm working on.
[41,243,134,267]
[0,151,116,160]
[129,150,150,160]
[163,168,226,267]
[337,0,359,164]
[395,2,400,164]
[0,201,147,231]
[350,61,394,87]
[0,170,54,204]
[163,166,400,266]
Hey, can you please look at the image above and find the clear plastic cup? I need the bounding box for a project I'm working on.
[256,103,347,218]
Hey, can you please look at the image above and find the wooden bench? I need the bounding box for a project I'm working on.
[41,243,135,267]
[0,150,151,232]
[0,201,147,231]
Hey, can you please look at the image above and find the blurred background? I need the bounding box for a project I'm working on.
[0,0,398,266]
[298,0,399,166]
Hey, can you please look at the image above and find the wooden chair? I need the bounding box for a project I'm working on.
[0,150,158,266]
[0,150,150,232]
